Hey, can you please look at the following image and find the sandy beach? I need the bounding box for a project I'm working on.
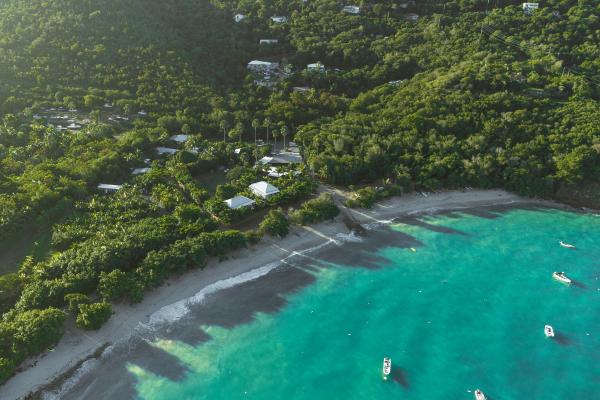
[0,189,532,400]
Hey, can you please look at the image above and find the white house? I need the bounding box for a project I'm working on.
[234,14,246,22]
[342,5,360,14]
[522,3,539,14]
[170,134,189,143]
[249,181,280,199]
[224,195,256,210]
[271,16,288,23]
[156,147,179,155]
[132,167,151,175]
[293,86,311,93]
[259,153,302,165]
[247,60,279,72]
[307,62,325,72]
[97,184,123,193]
[259,39,279,45]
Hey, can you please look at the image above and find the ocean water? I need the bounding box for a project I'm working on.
[55,206,600,400]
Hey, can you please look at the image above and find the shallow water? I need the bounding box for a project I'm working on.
[56,207,600,400]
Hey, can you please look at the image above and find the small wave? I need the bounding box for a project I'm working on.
[41,356,102,400]
[147,261,282,326]
[335,231,364,243]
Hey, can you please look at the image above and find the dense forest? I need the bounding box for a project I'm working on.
[0,0,599,384]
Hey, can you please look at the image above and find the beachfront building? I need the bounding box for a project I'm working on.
[258,154,301,166]
[224,195,256,210]
[307,62,325,72]
[247,60,279,72]
[259,39,279,45]
[156,146,179,155]
[169,134,189,143]
[271,16,288,23]
[342,5,360,14]
[234,13,246,22]
[97,184,123,194]
[249,181,280,199]
[522,3,539,14]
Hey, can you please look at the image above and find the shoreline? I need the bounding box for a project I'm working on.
[0,189,567,399]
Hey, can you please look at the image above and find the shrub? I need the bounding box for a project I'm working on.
[76,302,113,330]
[259,209,290,237]
[98,270,131,301]
[290,194,340,225]
[64,293,90,314]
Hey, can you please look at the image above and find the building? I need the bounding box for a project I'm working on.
[271,16,287,23]
[342,5,360,14]
[156,147,178,155]
[249,181,280,199]
[97,184,123,194]
[259,39,279,45]
[522,3,539,14]
[259,153,302,165]
[169,134,189,143]
[224,195,256,209]
[132,167,151,175]
[247,60,279,72]
[234,14,246,22]
[405,13,419,21]
[293,86,312,93]
[307,62,325,72]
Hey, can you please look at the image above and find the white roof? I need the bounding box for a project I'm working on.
[342,5,360,14]
[260,39,279,44]
[259,156,274,164]
[271,16,287,23]
[132,167,151,175]
[170,134,189,143]
[249,181,280,196]
[156,147,178,155]
[97,184,122,191]
[307,62,324,69]
[225,195,255,209]
[248,60,278,67]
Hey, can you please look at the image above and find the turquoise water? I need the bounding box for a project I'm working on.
[129,208,600,399]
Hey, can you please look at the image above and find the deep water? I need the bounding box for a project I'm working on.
[55,207,600,400]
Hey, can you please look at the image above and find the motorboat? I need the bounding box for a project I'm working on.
[552,271,572,285]
[382,357,392,380]
[544,325,555,338]
[559,241,576,249]
[474,389,487,400]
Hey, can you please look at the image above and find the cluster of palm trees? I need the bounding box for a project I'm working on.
[221,117,290,152]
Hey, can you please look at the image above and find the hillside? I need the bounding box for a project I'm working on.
[0,0,599,387]
[0,0,250,114]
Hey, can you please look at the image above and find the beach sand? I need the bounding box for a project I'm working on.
[0,189,534,400]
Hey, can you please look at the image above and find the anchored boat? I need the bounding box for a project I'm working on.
[552,271,572,285]
[474,389,487,400]
[559,241,576,249]
[382,358,392,380]
[545,324,555,338]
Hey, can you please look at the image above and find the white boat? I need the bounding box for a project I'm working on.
[474,389,487,400]
[552,271,572,285]
[545,324,555,338]
[382,358,392,380]
[559,241,576,249]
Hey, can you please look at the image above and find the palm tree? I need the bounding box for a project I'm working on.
[263,117,271,145]
[280,125,289,150]
[252,118,260,146]
[272,129,279,153]
[219,119,229,142]
[235,122,244,143]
